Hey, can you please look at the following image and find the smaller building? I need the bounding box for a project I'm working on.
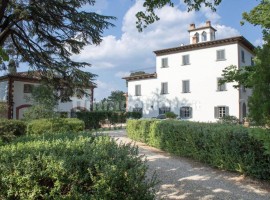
[0,71,95,119]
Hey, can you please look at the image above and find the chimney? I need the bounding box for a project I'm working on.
[189,23,195,30]
[206,21,211,27]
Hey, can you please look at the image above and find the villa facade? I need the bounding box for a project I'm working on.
[0,71,95,119]
[123,21,254,122]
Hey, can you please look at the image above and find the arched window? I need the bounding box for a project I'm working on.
[201,31,207,41]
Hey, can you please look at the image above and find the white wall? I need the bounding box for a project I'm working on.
[128,43,243,122]
[13,81,92,119]
[0,81,8,102]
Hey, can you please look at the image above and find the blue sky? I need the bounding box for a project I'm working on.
[4,0,263,101]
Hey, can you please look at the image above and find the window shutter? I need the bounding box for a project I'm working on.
[180,107,184,118]
[221,50,225,59]
[189,107,193,118]
[216,51,220,60]
[162,58,168,67]
[225,107,229,116]
[214,107,218,118]
[187,81,190,92]
[165,83,168,94]
[182,81,185,93]
[138,85,141,95]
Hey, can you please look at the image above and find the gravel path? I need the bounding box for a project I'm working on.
[105,129,270,200]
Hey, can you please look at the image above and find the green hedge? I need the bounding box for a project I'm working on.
[76,111,141,130]
[0,132,156,199]
[0,119,26,143]
[127,119,270,180]
[27,118,85,135]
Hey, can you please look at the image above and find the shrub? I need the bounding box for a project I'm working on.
[218,115,240,124]
[76,111,139,130]
[0,119,26,143]
[165,112,177,119]
[27,118,85,135]
[127,111,142,119]
[127,119,270,180]
[0,132,156,199]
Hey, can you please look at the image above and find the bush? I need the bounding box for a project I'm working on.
[0,119,26,143]
[27,118,85,135]
[76,111,138,130]
[0,132,156,199]
[218,115,240,124]
[127,119,270,180]
[165,112,177,119]
[127,111,142,119]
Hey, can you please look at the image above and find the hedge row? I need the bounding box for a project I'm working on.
[0,132,156,199]
[27,118,85,135]
[127,119,270,180]
[0,119,26,143]
[76,111,142,130]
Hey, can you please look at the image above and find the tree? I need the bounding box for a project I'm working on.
[107,90,126,111]
[0,0,115,100]
[220,0,270,125]
[23,84,59,120]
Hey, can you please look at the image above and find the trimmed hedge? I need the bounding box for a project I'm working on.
[127,119,270,180]
[0,119,26,143]
[0,132,156,199]
[76,111,141,130]
[27,118,85,135]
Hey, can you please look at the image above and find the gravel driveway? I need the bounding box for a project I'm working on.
[105,129,270,200]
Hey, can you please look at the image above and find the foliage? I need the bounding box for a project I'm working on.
[76,111,124,130]
[136,0,222,31]
[0,102,8,118]
[218,115,240,125]
[23,85,59,121]
[27,118,85,135]
[0,132,156,199]
[0,0,115,99]
[107,90,126,111]
[220,1,270,126]
[127,111,142,119]
[0,119,26,143]
[165,112,177,119]
[127,119,270,180]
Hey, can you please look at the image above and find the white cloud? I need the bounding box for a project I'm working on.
[254,38,265,47]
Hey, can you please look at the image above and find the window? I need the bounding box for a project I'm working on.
[182,80,190,93]
[211,32,215,41]
[214,106,229,118]
[216,49,225,61]
[159,106,170,114]
[241,50,245,63]
[135,85,141,96]
[133,107,142,116]
[217,78,226,91]
[161,82,168,94]
[182,55,190,65]
[180,107,192,119]
[161,58,168,68]
[201,31,207,42]
[194,32,199,43]
[23,84,33,93]
[251,57,254,66]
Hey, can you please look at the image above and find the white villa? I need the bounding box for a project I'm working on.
[123,21,254,122]
[0,71,95,119]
